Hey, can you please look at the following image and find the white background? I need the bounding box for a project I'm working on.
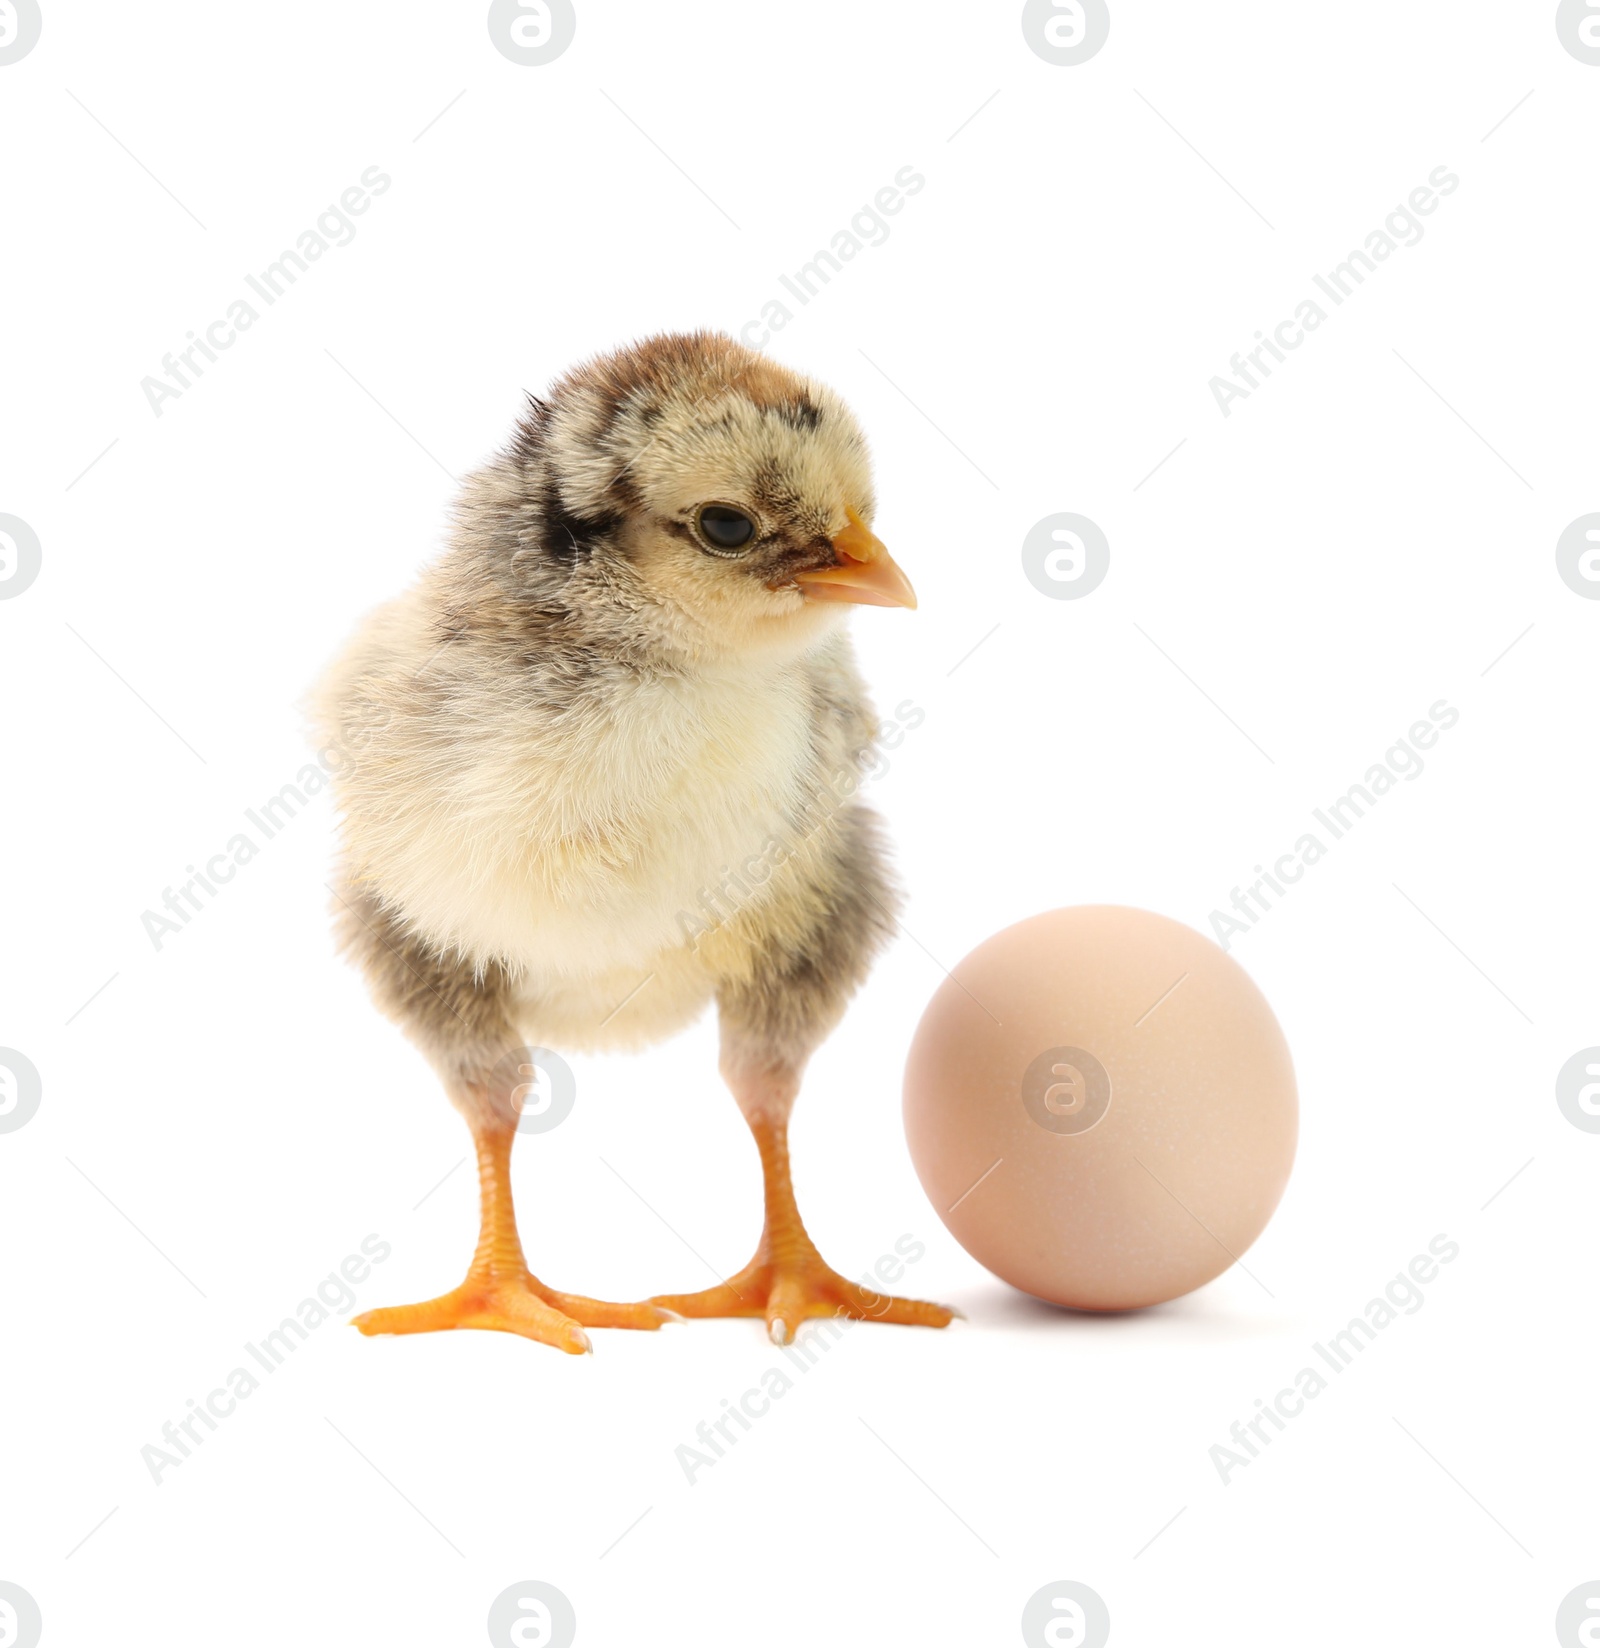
[3,2,1598,1644]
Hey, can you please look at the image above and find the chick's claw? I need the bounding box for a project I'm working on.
[653,1250,956,1346]
[352,1272,671,1355]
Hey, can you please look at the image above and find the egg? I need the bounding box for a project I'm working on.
[903,906,1297,1311]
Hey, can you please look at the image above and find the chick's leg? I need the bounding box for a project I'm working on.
[655,807,955,1338]
[653,1045,955,1345]
[354,1109,669,1354]
[337,882,666,1355]
[655,807,955,1342]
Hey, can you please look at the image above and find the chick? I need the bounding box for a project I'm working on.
[314,331,952,1353]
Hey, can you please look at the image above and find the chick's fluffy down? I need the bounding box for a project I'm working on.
[312,332,902,1056]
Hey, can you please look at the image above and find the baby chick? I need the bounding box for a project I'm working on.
[314,331,952,1353]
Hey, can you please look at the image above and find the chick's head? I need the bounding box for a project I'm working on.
[508,332,915,660]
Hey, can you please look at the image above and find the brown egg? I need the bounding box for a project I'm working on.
[903,906,1297,1311]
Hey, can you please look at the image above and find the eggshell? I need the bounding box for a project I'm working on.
[903,906,1297,1311]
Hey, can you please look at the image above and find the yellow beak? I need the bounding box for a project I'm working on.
[793,506,917,610]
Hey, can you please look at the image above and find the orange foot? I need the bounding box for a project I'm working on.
[653,1242,957,1346]
[353,1270,676,1356]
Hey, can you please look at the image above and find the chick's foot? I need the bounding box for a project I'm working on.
[353,1270,672,1355]
[653,1241,956,1346]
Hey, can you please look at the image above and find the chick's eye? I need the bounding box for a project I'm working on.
[697,504,755,553]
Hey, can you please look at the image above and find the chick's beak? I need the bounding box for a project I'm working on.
[793,506,917,610]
